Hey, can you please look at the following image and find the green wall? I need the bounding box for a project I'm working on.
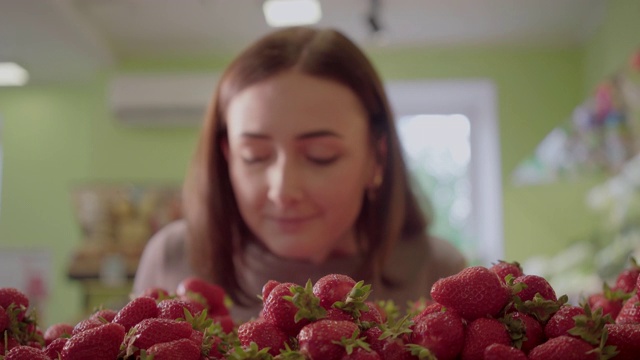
[1,0,639,326]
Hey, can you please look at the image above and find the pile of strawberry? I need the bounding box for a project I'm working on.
[232,260,640,360]
[0,277,235,359]
[1,258,639,359]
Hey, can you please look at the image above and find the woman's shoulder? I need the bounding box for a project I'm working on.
[133,219,191,295]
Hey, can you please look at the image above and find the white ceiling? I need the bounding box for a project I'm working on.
[0,0,607,84]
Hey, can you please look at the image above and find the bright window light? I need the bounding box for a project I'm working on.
[263,0,322,27]
[0,62,29,86]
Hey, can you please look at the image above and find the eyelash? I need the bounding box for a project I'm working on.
[308,156,339,165]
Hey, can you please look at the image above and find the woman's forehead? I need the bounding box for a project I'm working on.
[225,71,368,138]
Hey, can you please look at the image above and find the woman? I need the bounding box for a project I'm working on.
[133,26,466,322]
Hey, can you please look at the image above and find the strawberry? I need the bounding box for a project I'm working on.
[604,323,640,360]
[341,346,381,359]
[112,296,159,331]
[616,294,640,324]
[528,335,597,360]
[490,260,524,284]
[212,314,235,333]
[237,318,290,356]
[157,298,203,320]
[430,266,511,321]
[460,317,511,360]
[43,337,67,360]
[613,258,640,293]
[43,323,73,345]
[141,287,171,300]
[129,318,193,351]
[483,343,527,360]
[359,302,383,324]
[312,274,357,309]
[0,335,19,354]
[410,307,464,360]
[506,311,544,353]
[61,322,125,360]
[588,291,624,320]
[177,277,226,313]
[0,288,29,321]
[326,307,356,321]
[512,274,557,302]
[262,282,317,336]
[262,280,281,301]
[298,319,359,360]
[145,338,201,360]
[3,345,49,360]
[412,302,452,324]
[363,326,412,360]
[544,305,584,338]
[0,305,8,332]
[91,308,118,322]
[71,317,103,335]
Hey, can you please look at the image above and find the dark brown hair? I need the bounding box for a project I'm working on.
[183,26,429,305]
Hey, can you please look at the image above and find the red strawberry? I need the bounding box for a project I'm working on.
[341,347,382,359]
[490,260,524,284]
[141,287,171,300]
[363,327,412,360]
[613,259,640,293]
[410,308,464,360]
[0,288,29,321]
[359,302,383,324]
[212,314,235,333]
[112,296,158,331]
[0,305,8,332]
[237,318,290,356]
[262,280,281,301]
[43,337,67,360]
[588,292,624,320]
[431,266,511,321]
[177,277,226,313]
[157,298,203,320]
[616,294,640,324]
[326,307,355,321]
[312,274,357,309]
[378,340,413,360]
[262,282,311,336]
[3,345,49,360]
[483,343,527,360]
[298,319,359,360]
[0,335,19,354]
[508,311,544,353]
[146,338,201,360]
[544,305,584,338]
[528,335,597,360]
[461,317,511,360]
[91,308,118,322]
[604,323,640,360]
[43,323,74,345]
[61,322,125,360]
[130,318,193,350]
[412,302,452,324]
[513,275,557,302]
[72,317,103,335]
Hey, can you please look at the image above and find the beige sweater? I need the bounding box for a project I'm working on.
[133,220,467,322]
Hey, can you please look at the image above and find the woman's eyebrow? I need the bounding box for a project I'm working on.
[240,132,270,139]
[297,130,342,140]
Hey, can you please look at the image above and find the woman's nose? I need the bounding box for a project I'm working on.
[267,159,304,207]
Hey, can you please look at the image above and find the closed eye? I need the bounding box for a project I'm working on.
[308,155,339,165]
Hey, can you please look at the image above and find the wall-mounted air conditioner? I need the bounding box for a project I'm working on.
[108,73,219,127]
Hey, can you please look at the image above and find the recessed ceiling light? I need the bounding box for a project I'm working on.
[0,62,29,86]
[263,0,322,27]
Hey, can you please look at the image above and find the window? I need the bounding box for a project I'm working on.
[386,80,502,265]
